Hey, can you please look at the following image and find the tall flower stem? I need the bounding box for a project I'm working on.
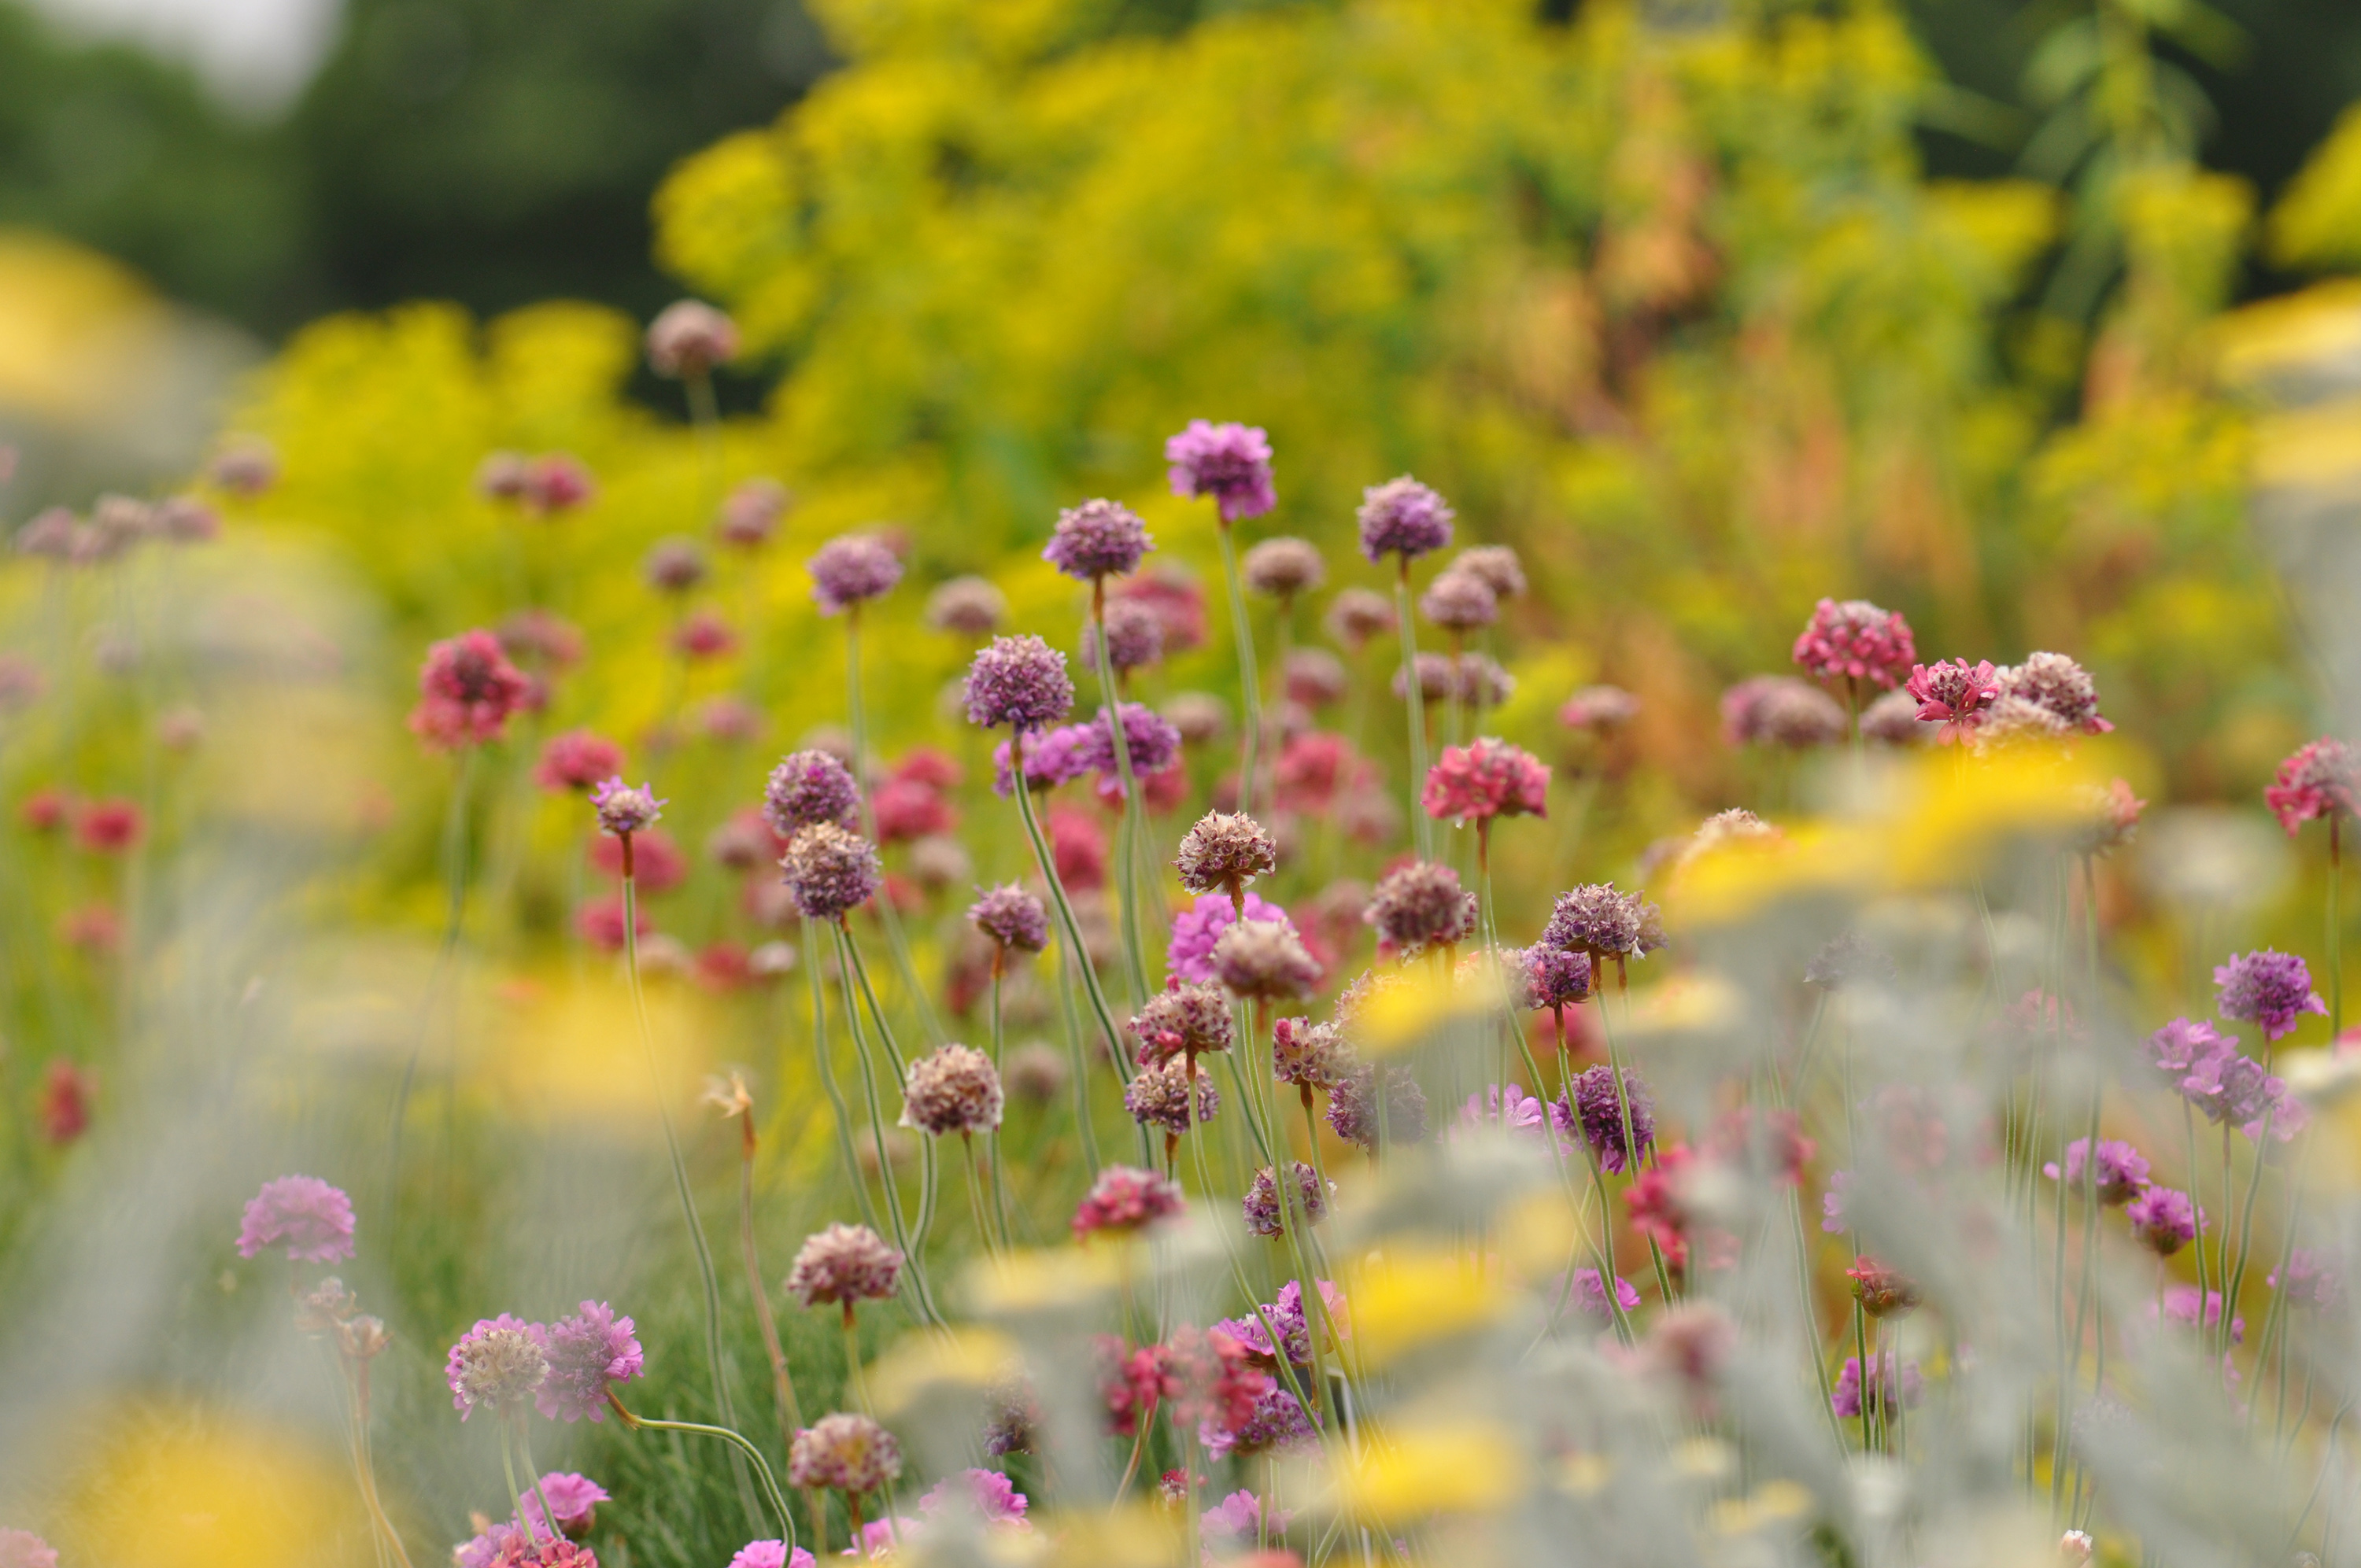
[1394,561,1432,859]
[624,867,757,1526]
[1594,982,1672,1304]
[497,1420,537,1548]
[959,1133,999,1257]
[512,1415,563,1556]
[829,923,943,1326]
[608,1395,798,1544]
[804,917,881,1236]
[840,918,940,1253]
[1215,522,1264,817]
[1092,581,1153,1005]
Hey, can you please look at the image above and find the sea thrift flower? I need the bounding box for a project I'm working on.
[1173,1330,1278,1448]
[1166,891,1292,983]
[2042,1139,2151,1205]
[1211,919,1322,1000]
[671,609,737,660]
[1391,651,1455,703]
[1327,1062,1428,1150]
[1166,420,1276,522]
[1970,696,2071,754]
[646,299,738,376]
[901,1044,1004,1137]
[1364,861,1476,954]
[1514,944,1594,1010]
[1422,737,1549,825]
[1860,687,1930,743]
[2155,1286,2244,1343]
[1568,1064,1655,1173]
[2145,1016,2235,1087]
[1072,1165,1187,1239]
[1242,1162,1329,1238]
[1175,810,1279,898]
[1905,659,2002,743]
[2215,949,2328,1042]
[1356,476,1454,564]
[715,476,789,548]
[536,731,623,792]
[2076,777,2146,855]
[73,799,142,853]
[590,827,687,892]
[727,1543,815,1568]
[2127,1187,2200,1256]
[1097,1339,1178,1438]
[1046,806,1107,886]
[2182,1050,2306,1140]
[1125,1058,1221,1134]
[964,636,1075,732]
[590,778,665,838]
[1003,1043,1067,1104]
[1044,498,1153,581]
[1791,599,1917,689]
[536,1302,645,1422]
[789,1413,902,1493]
[520,452,596,515]
[0,1533,56,1568]
[1081,598,1165,673]
[1243,537,1325,600]
[2271,1248,2344,1312]
[926,576,1007,636]
[807,534,902,615]
[785,1224,902,1310]
[780,823,881,921]
[209,434,279,495]
[871,775,952,842]
[642,537,708,596]
[1544,882,1663,961]
[410,630,532,749]
[1821,1171,1853,1233]
[578,895,652,950]
[990,724,1092,796]
[968,884,1049,954]
[1418,568,1497,632]
[1205,1387,1317,1460]
[39,1061,91,1144]
[446,1315,549,1419]
[2267,738,2359,836]
[1325,587,1396,650]
[1642,1304,1738,1411]
[1721,676,1846,748]
[1568,1267,1641,1325]
[1272,1016,1350,1090]
[516,1472,609,1537]
[1996,651,2112,734]
[1114,563,1209,650]
[1846,1257,1921,1317]
[1080,703,1182,784]
[1282,647,1349,709]
[918,1467,1029,1529]
[237,1175,357,1262]
[1832,1352,1924,1418]
[1558,684,1641,732]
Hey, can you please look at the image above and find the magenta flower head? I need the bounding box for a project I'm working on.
[2267,738,2359,836]
[1044,498,1153,581]
[1364,861,1476,956]
[967,884,1049,954]
[1356,475,1454,565]
[1072,1164,1187,1239]
[1832,1352,1923,1419]
[1243,537,1325,600]
[1166,420,1276,523]
[1544,882,1663,961]
[646,299,739,378]
[409,629,532,750]
[789,1412,902,1494]
[445,1315,549,1419]
[1791,599,1917,690]
[965,636,1075,733]
[2042,1138,2150,1205]
[1567,1064,1654,1174]
[536,1301,645,1422]
[1166,891,1290,984]
[1327,1062,1428,1151]
[900,1044,1004,1138]
[1082,599,1166,673]
[764,750,861,836]
[2214,950,2328,1042]
[536,730,624,793]
[1174,811,1278,897]
[2271,1248,2344,1312]
[780,822,881,922]
[1081,702,1182,784]
[589,778,666,838]
[520,1472,611,1537]
[1210,918,1321,1001]
[1129,980,1236,1068]
[2145,1016,2235,1088]
[1421,737,1550,825]
[808,533,903,615]
[237,1175,357,1263]
[728,1543,816,1568]
[1996,651,2112,735]
[1905,659,2002,743]
[2127,1186,2200,1256]
[786,1223,903,1310]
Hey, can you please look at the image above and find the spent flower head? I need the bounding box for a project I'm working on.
[445,1315,549,1419]
[900,1044,1004,1137]
[779,822,881,922]
[1363,861,1476,955]
[789,1413,902,1493]
[1175,811,1278,896]
[1996,651,2112,734]
[1210,918,1322,1000]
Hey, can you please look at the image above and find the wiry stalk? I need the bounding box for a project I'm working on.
[1215,522,1265,817]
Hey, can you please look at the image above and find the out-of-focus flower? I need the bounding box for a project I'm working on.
[1558,684,1639,732]
[1356,475,1454,563]
[717,477,789,548]
[1846,1257,1920,1317]
[1325,587,1396,650]
[1418,568,1496,631]
[901,1044,1004,1137]
[157,495,220,544]
[73,798,142,853]
[1860,687,1931,743]
[1176,810,1278,897]
[1996,651,2111,734]
[18,788,71,833]
[589,778,666,838]
[808,534,903,615]
[2127,1186,2200,1256]
[537,1302,645,1422]
[1721,675,1846,748]
[237,1175,357,1262]
[671,608,738,660]
[2154,1286,2244,1344]
[1243,537,1325,600]
[926,575,1006,636]
[1003,1042,1066,1104]
[2271,1248,2344,1312]
[1130,980,1236,1068]
[476,451,529,500]
[1391,651,1454,703]
[0,1532,57,1568]
[1204,1387,1317,1460]
[643,537,708,596]
[918,1467,1029,1529]
[1081,598,1166,674]
[13,507,76,559]
[0,654,43,711]
[1364,861,1476,955]
[1113,563,1207,651]
[1791,598,1916,689]
[2076,778,2146,855]
[2215,949,2328,1042]
[1046,805,1106,886]
[1453,544,1525,599]
[411,630,532,749]
[1125,1057,1221,1134]
[1097,1337,1177,1438]
[1271,1016,1350,1090]
[497,607,586,670]
[1566,1064,1653,1173]
[1805,932,1893,991]
[780,823,881,921]
[61,902,121,953]
[1044,498,1153,581]
[2042,1138,2151,1204]
[789,1413,902,1493]
[521,452,597,515]
[2267,738,2359,836]
[446,1315,549,1419]
[647,299,739,376]
[534,731,623,793]
[1272,732,1367,814]
[785,1223,902,1311]
[1328,1062,1428,1150]
[577,895,652,950]
[1543,882,1663,961]
[1831,1352,1923,1418]
[964,636,1074,732]
[1970,695,2072,755]
[969,884,1049,954]
[1905,659,2001,743]
[1642,1304,1736,1411]
[1072,1164,1186,1239]
[1166,891,1291,984]
[1280,647,1348,709]
[39,1060,91,1144]
[765,750,861,836]
[1166,420,1276,522]
[1421,737,1548,825]
[1211,918,1321,1000]
[1629,1150,1720,1269]
[209,434,279,495]
[519,1472,609,1537]
[1242,1162,1331,1238]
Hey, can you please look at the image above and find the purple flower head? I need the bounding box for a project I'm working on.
[445,1315,549,1419]
[1513,945,1594,1011]
[2272,1247,2344,1312]
[1356,476,1454,565]
[1242,1160,1331,1238]
[1327,1062,1428,1151]
[1174,810,1278,896]
[1071,1164,1186,1239]
[1125,1058,1221,1134]
[964,636,1075,733]
[2268,738,2360,836]
[968,884,1049,954]
[2155,1285,2244,1343]
[2126,1186,2200,1256]
[807,534,903,615]
[1721,675,1846,749]
[901,1044,1004,1138]
[1271,1016,1351,1090]
[2214,949,2328,1042]
[990,723,1094,796]
[1044,499,1153,581]
[1129,980,1235,1067]
[1905,659,2002,743]
[785,1223,903,1308]
[1165,420,1275,523]
[1210,917,1321,1001]
[519,1471,610,1536]
[789,1412,902,1493]
[1568,1267,1641,1325]
[589,778,666,838]
[716,476,788,548]
[1080,703,1182,784]
[2145,1016,2235,1087]
[236,1175,357,1263]
[1543,882,1663,961]
[1997,651,2112,735]
[779,822,881,922]
[536,1301,645,1422]
[1363,860,1476,956]
[2180,1048,2278,1129]
[1792,598,1917,690]
[1325,587,1397,651]
[764,750,860,836]
[1832,1352,1923,1419]
[1454,544,1526,599]
[1203,1386,1316,1460]
[1567,1064,1655,1174]
[1081,599,1165,673]
[1166,891,1291,984]
[2041,1139,2150,1205]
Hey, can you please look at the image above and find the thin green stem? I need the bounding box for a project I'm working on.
[611,1400,798,1545]
[841,923,940,1260]
[1393,563,1432,859]
[1214,522,1264,817]
[1092,584,1153,1006]
[829,922,940,1326]
[805,917,881,1235]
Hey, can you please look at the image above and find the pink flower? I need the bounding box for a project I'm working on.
[1166,420,1276,523]
[1166,891,1294,984]
[671,609,739,661]
[73,798,143,853]
[237,1175,357,1262]
[1202,1490,1293,1545]
[726,1544,816,1568]
[1420,737,1548,825]
[576,895,652,951]
[535,1301,645,1422]
[523,453,597,515]
[2267,738,2359,836]
[1072,1165,1185,1240]
[0,1531,58,1568]
[535,730,624,793]
[1791,598,1916,690]
[519,1471,611,1535]
[40,1060,91,1145]
[1904,659,2001,743]
[917,1467,1029,1529]
[873,777,954,843]
[409,630,532,750]
[1045,806,1106,887]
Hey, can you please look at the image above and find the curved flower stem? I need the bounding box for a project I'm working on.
[737,1114,806,1441]
[840,918,940,1259]
[1394,562,1432,859]
[829,922,942,1326]
[512,1414,562,1555]
[1215,522,1264,818]
[497,1419,537,1548]
[1092,581,1152,1006]
[805,916,881,1234]
[608,1395,798,1546]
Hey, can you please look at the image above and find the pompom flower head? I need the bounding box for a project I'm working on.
[968,884,1049,954]
[589,778,665,838]
[1175,811,1278,898]
[965,636,1075,733]
[1791,598,1916,690]
[901,1044,1004,1138]
[446,1315,549,1419]
[1543,882,1663,961]
[1243,1161,1330,1238]
[2042,1139,2150,1205]
[789,1412,902,1493]
[537,1301,645,1422]
[765,750,861,836]
[807,534,903,615]
[1905,659,2002,743]
[780,822,881,922]
[1166,891,1292,984]
[2127,1186,2199,1256]
[1325,587,1396,649]
[1166,420,1276,522]
[1363,861,1476,955]
[1210,918,1321,1000]
[410,629,531,750]
[1996,651,2112,734]
[237,1175,357,1263]
[1073,1164,1187,1238]
[1568,1064,1654,1174]
[1125,1057,1221,1134]
[537,731,624,793]
[1129,980,1236,1068]
[2267,738,2359,836]
[1242,537,1325,600]
[1044,498,1153,581]
[1356,475,1454,565]
[1421,737,1549,825]
[926,575,1006,636]
[2214,949,2327,1042]
[1082,599,1165,673]
[786,1223,903,1311]
[1418,568,1497,632]
[646,299,739,376]
[1559,684,1640,732]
